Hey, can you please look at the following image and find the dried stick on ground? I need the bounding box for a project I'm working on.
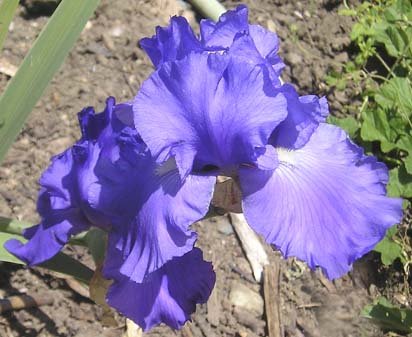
[0,293,54,313]
[263,261,282,337]
[181,323,195,337]
[229,213,269,282]
[123,319,143,337]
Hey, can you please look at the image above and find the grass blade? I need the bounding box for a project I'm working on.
[0,0,100,163]
[41,252,94,284]
[0,0,19,53]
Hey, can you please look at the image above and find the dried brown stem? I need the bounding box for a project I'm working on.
[0,293,54,314]
[263,261,282,337]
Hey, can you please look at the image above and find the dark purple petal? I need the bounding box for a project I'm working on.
[133,50,287,177]
[5,149,92,265]
[240,123,403,279]
[106,248,215,331]
[140,16,202,68]
[4,214,87,266]
[270,84,329,149]
[5,98,132,265]
[94,133,215,282]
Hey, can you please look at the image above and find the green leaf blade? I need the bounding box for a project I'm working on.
[0,216,93,283]
[0,0,19,53]
[0,0,100,163]
[0,232,26,264]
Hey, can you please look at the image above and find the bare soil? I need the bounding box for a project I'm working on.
[0,1,396,336]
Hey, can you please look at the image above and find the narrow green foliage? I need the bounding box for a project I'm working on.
[84,228,107,265]
[0,217,32,263]
[0,0,19,53]
[0,232,26,264]
[0,216,93,283]
[0,0,100,163]
[362,297,412,334]
[0,216,33,236]
[40,252,94,284]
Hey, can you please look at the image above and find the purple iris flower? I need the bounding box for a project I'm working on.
[134,6,403,280]
[140,5,284,84]
[5,98,215,330]
[4,4,404,332]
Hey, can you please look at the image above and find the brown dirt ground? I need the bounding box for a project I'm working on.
[0,0,401,336]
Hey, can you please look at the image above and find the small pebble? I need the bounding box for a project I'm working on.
[217,218,234,235]
[293,10,303,20]
[109,26,124,38]
[287,52,303,65]
[102,34,115,52]
[229,281,264,317]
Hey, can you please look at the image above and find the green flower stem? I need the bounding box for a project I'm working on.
[188,0,226,22]
[375,52,396,79]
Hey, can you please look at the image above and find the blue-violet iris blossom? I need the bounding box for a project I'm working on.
[135,5,403,279]
[6,98,215,330]
[5,4,403,331]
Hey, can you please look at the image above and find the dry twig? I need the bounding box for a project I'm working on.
[123,319,142,337]
[263,261,282,337]
[0,293,54,314]
[230,213,269,282]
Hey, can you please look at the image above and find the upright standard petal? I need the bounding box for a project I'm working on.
[240,123,403,279]
[200,5,284,75]
[140,16,202,68]
[106,248,215,331]
[133,50,287,177]
[200,5,249,48]
[139,6,284,77]
[270,84,329,149]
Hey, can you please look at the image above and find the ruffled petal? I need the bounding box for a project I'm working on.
[105,248,215,331]
[5,149,91,265]
[200,5,249,48]
[240,123,403,279]
[4,212,87,266]
[5,98,133,265]
[133,49,287,176]
[270,84,329,149]
[140,16,202,68]
[200,5,284,77]
[118,172,215,283]
[94,133,216,282]
[249,24,284,73]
